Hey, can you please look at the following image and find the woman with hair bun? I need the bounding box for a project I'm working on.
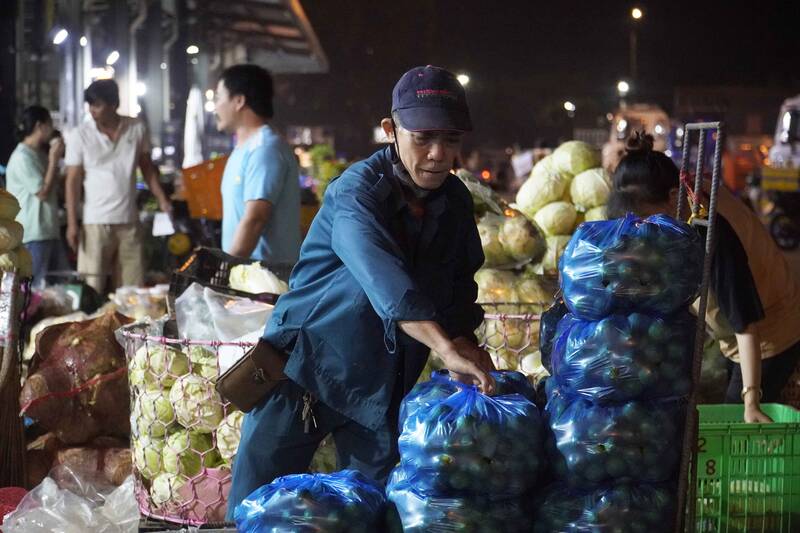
[607,131,800,423]
[5,105,70,287]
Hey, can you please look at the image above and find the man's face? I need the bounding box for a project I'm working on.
[388,121,464,190]
[214,79,241,133]
[88,100,116,125]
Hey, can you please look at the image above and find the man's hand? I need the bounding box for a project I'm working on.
[66,223,80,253]
[48,137,64,163]
[158,197,173,217]
[437,337,495,394]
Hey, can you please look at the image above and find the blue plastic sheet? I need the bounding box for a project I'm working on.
[534,482,676,533]
[559,214,703,320]
[398,373,543,497]
[234,470,387,533]
[545,386,685,487]
[551,311,695,403]
[399,370,537,426]
[386,466,531,533]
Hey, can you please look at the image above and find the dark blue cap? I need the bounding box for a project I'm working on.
[391,65,472,132]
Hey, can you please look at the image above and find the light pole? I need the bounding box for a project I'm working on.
[630,7,643,82]
[617,80,630,108]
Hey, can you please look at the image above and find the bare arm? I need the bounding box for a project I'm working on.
[736,324,772,423]
[65,165,83,252]
[399,320,495,393]
[38,138,65,199]
[139,153,171,213]
[228,199,272,258]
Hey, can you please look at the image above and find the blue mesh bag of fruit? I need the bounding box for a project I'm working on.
[398,373,543,498]
[385,466,531,533]
[544,386,685,487]
[400,369,538,427]
[550,311,695,403]
[534,482,676,533]
[559,214,703,320]
[234,470,387,533]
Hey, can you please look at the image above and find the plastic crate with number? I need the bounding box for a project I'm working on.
[695,404,800,532]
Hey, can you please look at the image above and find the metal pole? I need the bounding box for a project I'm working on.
[629,28,637,82]
[677,125,691,221]
[673,121,724,533]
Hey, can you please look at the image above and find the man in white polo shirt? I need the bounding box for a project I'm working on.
[65,79,171,293]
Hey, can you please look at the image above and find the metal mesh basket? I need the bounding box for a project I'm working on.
[120,326,252,526]
[476,302,549,384]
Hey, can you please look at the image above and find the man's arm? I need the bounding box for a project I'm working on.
[139,153,171,214]
[228,199,273,258]
[65,165,83,252]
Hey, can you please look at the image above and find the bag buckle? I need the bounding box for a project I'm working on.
[252,367,267,384]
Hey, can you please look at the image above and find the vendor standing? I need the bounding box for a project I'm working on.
[607,133,800,423]
[214,64,301,262]
[226,65,495,517]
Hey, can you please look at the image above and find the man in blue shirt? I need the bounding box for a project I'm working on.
[226,66,494,518]
[216,64,301,263]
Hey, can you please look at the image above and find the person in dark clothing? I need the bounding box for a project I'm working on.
[607,132,800,423]
[226,66,495,518]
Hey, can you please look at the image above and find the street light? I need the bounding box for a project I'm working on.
[136,81,147,97]
[629,7,642,81]
[52,28,68,45]
[563,101,576,112]
[79,36,88,47]
[617,80,630,97]
[186,45,199,55]
[106,50,120,65]
[456,73,470,87]
[631,7,643,20]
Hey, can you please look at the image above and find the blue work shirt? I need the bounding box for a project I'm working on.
[263,146,485,430]
[221,125,301,263]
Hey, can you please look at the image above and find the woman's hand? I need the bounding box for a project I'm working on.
[743,388,772,423]
[48,137,64,163]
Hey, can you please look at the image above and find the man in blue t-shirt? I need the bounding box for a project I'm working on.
[215,64,300,263]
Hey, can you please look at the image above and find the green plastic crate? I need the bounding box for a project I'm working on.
[696,404,800,532]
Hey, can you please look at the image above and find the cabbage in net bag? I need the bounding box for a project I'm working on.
[234,470,386,533]
[559,214,703,320]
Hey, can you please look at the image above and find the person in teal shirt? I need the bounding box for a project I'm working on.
[6,106,69,287]
[226,66,495,520]
[215,64,301,263]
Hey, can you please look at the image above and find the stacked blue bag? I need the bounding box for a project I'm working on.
[235,470,387,533]
[540,214,702,532]
[388,370,543,532]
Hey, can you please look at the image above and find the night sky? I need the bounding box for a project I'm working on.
[274,0,800,157]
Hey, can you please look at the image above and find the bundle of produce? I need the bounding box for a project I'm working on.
[545,386,684,487]
[541,212,701,529]
[0,188,32,277]
[234,470,386,533]
[397,373,543,498]
[454,168,505,217]
[559,214,703,320]
[515,142,610,276]
[550,311,694,403]
[534,482,676,533]
[386,466,531,533]
[400,370,538,425]
[477,210,546,268]
[19,312,134,444]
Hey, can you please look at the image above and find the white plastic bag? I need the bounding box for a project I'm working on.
[2,466,138,533]
[175,282,273,342]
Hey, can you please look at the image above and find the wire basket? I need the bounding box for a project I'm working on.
[120,325,253,526]
[477,302,549,384]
